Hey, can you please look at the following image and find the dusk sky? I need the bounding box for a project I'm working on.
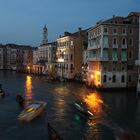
[0,0,139,46]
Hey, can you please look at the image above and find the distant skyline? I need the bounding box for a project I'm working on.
[0,0,139,46]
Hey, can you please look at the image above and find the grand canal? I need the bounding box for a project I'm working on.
[0,71,140,140]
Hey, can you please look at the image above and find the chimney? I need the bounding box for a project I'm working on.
[78,27,82,31]
[64,32,70,36]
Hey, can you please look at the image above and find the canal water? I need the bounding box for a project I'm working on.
[0,71,140,140]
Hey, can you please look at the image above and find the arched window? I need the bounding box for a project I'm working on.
[112,75,116,83]
[103,75,107,83]
[129,38,133,45]
[122,38,126,45]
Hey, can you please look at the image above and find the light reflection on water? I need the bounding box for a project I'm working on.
[1,71,140,140]
[24,75,33,106]
[83,93,104,115]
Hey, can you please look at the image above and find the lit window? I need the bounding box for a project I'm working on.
[71,41,73,46]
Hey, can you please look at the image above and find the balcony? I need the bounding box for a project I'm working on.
[103,44,109,48]
[88,57,101,61]
[112,44,118,48]
[135,60,140,65]
[87,46,98,50]
[121,58,127,61]
[122,45,127,49]
[101,57,108,61]
[112,57,118,61]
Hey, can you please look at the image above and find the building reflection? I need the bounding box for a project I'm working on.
[25,75,33,106]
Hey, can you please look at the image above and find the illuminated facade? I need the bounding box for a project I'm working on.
[0,44,33,72]
[87,12,139,88]
[56,28,87,79]
[32,42,56,75]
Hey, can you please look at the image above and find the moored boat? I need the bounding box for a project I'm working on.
[18,101,46,121]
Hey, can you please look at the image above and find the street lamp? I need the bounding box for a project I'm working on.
[27,65,30,74]
[91,74,94,80]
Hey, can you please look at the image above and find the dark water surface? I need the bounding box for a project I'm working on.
[0,71,140,140]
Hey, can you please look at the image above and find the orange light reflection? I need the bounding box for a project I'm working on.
[83,93,104,115]
[25,76,33,106]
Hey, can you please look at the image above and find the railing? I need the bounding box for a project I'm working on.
[103,44,109,48]
[88,57,100,61]
[122,45,127,49]
[112,45,118,48]
[121,58,127,61]
[135,60,140,65]
[101,57,108,61]
[112,57,118,61]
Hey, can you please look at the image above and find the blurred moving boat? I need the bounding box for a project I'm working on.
[18,101,46,121]
[73,101,94,119]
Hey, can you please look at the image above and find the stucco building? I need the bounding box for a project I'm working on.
[87,12,139,88]
[56,28,88,80]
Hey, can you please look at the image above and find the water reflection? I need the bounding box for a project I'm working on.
[24,75,33,106]
[83,93,104,115]
[83,92,106,129]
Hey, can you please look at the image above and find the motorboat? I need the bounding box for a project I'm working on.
[73,101,94,119]
[18,101,46,121]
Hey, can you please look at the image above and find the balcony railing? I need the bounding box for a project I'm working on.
[103,44,109,48]
[112,57,118,61]
[135,60,140,65]
[88,57,100,61]
[101,57,108,61]
[113,44,118,48]
[88,57,109,61]
[122,45,127,49]
[121,58,127,61]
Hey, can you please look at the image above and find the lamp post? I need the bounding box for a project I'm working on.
[27,65,31,74]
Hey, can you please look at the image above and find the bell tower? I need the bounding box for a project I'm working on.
[42,24,48,44]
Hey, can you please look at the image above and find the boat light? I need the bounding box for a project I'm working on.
[87,110,93,116]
